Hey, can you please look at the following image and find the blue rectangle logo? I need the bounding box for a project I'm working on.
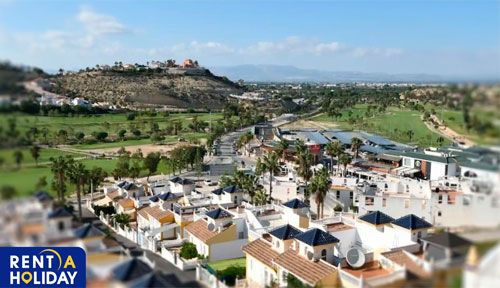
[0,247,86,288]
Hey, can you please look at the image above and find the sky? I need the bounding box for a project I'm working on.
[0,0,499,78]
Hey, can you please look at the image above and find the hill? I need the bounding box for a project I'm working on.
[0,61,46,95]
[48,68,244,109]
[209,64,495,83]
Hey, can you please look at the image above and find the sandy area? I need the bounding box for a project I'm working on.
[281,120,339,130]
[87,142,189,156]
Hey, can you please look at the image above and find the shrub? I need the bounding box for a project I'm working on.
[118,129,126,138]
[93,205,115,216]
[333,205,343,212]
[127,113,136,121]
[180,242,198,259]
[219,265,245,286]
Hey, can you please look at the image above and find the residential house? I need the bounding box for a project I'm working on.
[184,207,248,261]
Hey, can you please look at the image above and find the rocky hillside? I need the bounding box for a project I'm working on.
[48,69,244,109]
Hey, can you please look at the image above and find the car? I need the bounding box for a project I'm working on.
[204,179,216,186]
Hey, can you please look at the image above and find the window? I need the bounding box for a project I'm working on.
[438,195,443,204]
[336,191,340,199]
[365,196,374,206]
[404,199,410,208]
[417,231,422,238]
[382,198,387,207]
[438,211,442,217]
[350,191,353,199]
[239,232,244,239]
[321,249,327,260]
[276,240,280,248]
[403,158,411,167]
[58,222,65,231]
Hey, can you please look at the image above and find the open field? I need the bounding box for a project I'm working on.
[72,132,207,150]
[433,107,499,145]
[0,156,175,197]
[311,105,452,147]
[0,112,225,137]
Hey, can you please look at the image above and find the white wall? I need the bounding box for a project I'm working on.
[247,256,277,287]
[210,239,248,261]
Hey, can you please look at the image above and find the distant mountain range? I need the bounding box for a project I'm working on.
[209,64,496,83]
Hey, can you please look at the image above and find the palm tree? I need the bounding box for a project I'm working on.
[351,137,363,160]
[260,152,280,201]
[325,141,344,176]
[295,139,307,155]
[436,136,445,146]
[50,156,70,202]
[295,150,313,203]
[67,161,88,221]
[13,150,23,169]
[406,130,414,143]
[277,139,289,160]
[253,189,268,206]
[309,168,330,218]
[30,145,41,166]
[339,153,352,177]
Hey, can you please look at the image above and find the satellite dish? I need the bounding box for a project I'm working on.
[414,160,422,168]
[207,223,215,231]
[346,248,365,268]
[307,251,314,260]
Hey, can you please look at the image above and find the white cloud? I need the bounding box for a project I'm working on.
[77,6,128,36]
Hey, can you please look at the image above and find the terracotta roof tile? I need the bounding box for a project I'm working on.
[185,219,218,242]
[382,250,430,279]
[242,239,280,268]
[273,249,336,285]
[107,191,120,200]
[118,198,135,208]
[137,206,172,222]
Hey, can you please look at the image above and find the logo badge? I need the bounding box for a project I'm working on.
[0,247,86,287]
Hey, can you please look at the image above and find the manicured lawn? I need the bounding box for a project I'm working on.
[207,258,246,271]
[436,107,498,145]
[0,112,224,137]
[312,105,451,146]
[0,148,82,167]
[0,156,174,197]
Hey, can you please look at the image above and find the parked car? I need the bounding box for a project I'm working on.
[204,179,217,186]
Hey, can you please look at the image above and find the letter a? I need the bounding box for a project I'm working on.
[63,256,76,269]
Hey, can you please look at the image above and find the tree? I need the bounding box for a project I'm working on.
[0,185,17,200]
[436,136,445,146]
[13,150,23,169]
[253,189,268,206]
[295,150,313,202]
[180,242,198,259]
[75,132,85,142]
[118,129,126,139]
[260,152,280,201]
[87,167,107,197]
[325,141,344,176]
[112,154,130,180]
[406,130,415,143]
[339,153,352,177]
[276,139,289,160]
[351,137,363,160]
[50,156,71,202]
[113,213,131,229]
[36,176,48,190]
[67,160,88,221]
[308,168,329,219]
[30,145,41,166]
[94,131,108,141]
[143,152,161,180]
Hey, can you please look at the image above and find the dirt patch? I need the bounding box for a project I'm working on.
[86,142,188,156]
[282,120,338,130]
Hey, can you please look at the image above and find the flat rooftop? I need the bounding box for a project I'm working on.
[326,222,354,232]
[342,261,391,279]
